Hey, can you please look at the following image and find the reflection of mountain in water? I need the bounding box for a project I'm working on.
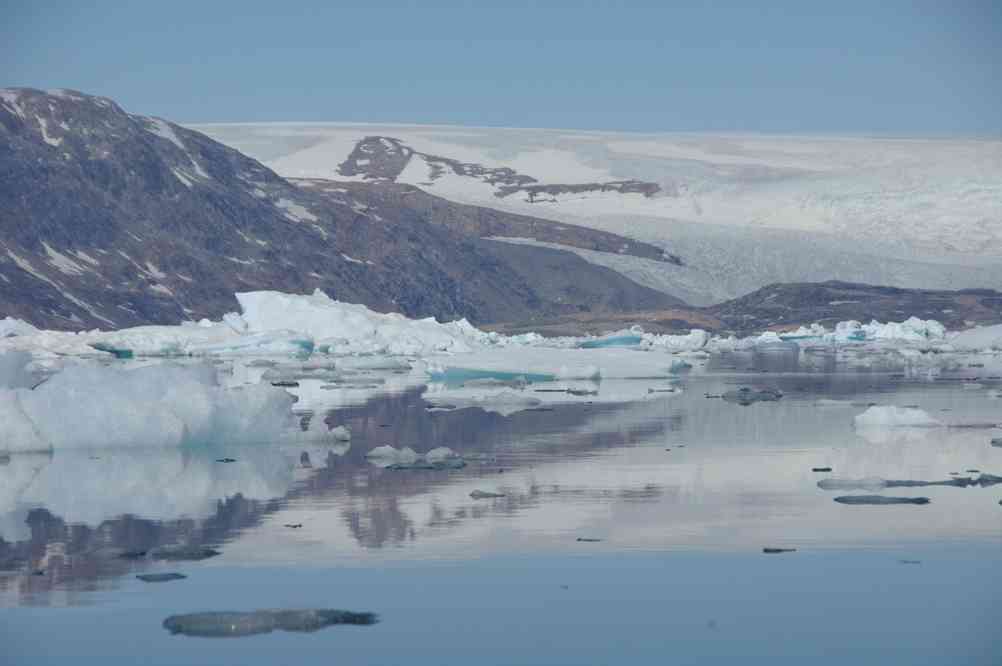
[0,389,669,602]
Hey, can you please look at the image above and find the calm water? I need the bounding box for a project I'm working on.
[2,354,1000,665]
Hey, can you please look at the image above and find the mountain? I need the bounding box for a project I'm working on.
[483,281,1002,337]
[707,281,1002,334]
[0,88,682,330]
[199,123,1002,306]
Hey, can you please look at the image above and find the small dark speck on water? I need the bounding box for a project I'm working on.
[284,524,303,529]
[763,548,796,554]
[898,560,922,565]
[576,538,602,543]
[812,467,832,472]
[215,458,237,464]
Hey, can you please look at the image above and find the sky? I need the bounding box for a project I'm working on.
[2,0,1000,134]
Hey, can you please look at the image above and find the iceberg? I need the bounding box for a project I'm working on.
[0,317,39,338]
[949,324,1002,352]
[853,406,942,429]
[0,360,306,452]
[235,289,486,356]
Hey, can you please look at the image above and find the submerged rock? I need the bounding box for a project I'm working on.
[162,609,377,637]
[470,490,506,499]
[152,546,221,561]
[137,573,187,583]
[820,474,1001,491]
[722,387,782,406]
[834,495,930,505]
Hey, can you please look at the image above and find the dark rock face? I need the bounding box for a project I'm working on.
[0,89,682,330]
[332,135,669,235]
[708,281,1002,334]
[297,178,681,264]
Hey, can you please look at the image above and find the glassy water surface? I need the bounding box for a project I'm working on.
[2,356,1000,665]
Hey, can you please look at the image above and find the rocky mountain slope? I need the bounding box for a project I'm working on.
[486,281,1002,337]
[707,281,1002,334]
[0,88,681,330]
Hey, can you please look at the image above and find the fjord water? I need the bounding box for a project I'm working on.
[2,359,1000,665]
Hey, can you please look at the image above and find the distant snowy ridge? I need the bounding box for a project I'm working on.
[196,123,1002,305]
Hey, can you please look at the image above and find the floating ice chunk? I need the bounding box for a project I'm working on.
[92,324,313,358]
[329,425,351,441]
[0,351,36,389]
[0,318,39,338]
[578,333,643,349]
[949,324,1002,352]
[854,406,942,429]
[235,289,482,356]
[365,445,420,468]
[642,328,710,351]
[424,446,460,463]
[0,363,301,452]
[427,366,555,386]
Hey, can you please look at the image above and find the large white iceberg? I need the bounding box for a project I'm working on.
[235,289,500,356]
[948,324,1002,352]
[0,358,303,452]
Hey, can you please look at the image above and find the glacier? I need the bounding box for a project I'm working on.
[194,123,1002,305]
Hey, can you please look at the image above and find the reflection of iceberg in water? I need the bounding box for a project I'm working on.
[0,448,295,539]
[4,376,1002,607]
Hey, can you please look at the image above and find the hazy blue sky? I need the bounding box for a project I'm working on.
[3,1,999,133]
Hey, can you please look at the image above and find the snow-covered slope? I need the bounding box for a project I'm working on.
[196,123,1002,304]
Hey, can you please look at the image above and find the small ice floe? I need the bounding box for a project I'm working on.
[162,609,377,638]
[469,490,505,499]
[329,425,351,441]
[722,387,782,406]
[137,573,186,583]
[854,406,941,428]
[833,495,930,505]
